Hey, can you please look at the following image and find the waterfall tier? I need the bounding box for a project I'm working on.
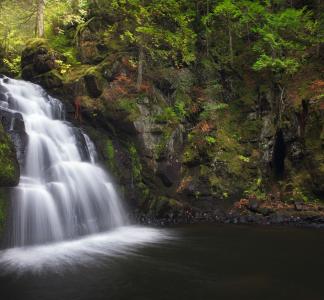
[0,77,126,247]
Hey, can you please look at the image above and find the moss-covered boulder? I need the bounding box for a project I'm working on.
[21,39,63,88]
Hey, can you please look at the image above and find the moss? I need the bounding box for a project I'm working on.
[182,146,199,164]
[0,189,8,235]
[0,124,19,186]
[243,177,267,201]
[34,69,63,89]
[48,33,79,65]
[105,139,117,174]
[0,143,15,180]
[154,128,172,159]
[117,98,140,121]
[154,107,179,125]
[65,64,93,82]
[75,17,96,40]
[102,97,140,124]
[129,143,142,181]
[22,39,52,63]
[149,196,183,217]
[25,38,49,50]
[128,143,152,202]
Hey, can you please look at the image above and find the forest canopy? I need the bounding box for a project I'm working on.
[0,0,323,78]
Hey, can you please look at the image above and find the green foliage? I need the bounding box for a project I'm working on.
[128,142,150,200]
[291,187,310,203]
[155,129,172,158]
[244,177,266,201]
[105,139,117,174]
[155,107,179,124]
[129,143,142,181]
[205,136,216,145]
[251,7,318,76]
[200,102,229,120]
[117,98,140,121]
[173,101,187,119]
[99,0,196,67]
[2,56,21,76]
[55,59,71,75]
[45,0,87,32]
[0,0,85,69]
[204,0,322,78]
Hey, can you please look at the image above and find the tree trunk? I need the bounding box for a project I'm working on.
[35,0,45,38]
[136,45,144,91]
[228,20,233,65]
[206,0,209,56]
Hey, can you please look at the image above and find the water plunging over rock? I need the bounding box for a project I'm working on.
[0,77,126,247]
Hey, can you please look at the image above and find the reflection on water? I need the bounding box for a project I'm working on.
[0,226,171,273]
[1,224,324,300]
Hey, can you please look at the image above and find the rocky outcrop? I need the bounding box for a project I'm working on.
[21,39,63,89]
[18,20,323,221]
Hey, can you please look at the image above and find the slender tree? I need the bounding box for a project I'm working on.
[35,0,45,37]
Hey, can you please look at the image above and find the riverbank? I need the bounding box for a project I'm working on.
[131,198,324,229]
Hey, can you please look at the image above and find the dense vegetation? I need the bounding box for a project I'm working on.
[0,0,323,219]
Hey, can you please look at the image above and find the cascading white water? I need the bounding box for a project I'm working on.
[0,77,126,247]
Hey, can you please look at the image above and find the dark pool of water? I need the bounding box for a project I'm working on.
[1,224,324,300]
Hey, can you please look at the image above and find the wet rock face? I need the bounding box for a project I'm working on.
[257,92,324,200]
[72,127,93,162]
[260,111,302,178]
[0,119,20,187]
[0,109,27,167]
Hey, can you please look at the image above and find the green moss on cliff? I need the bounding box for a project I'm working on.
[129,143,142,181]
[0,124,19,187]
[0,189,8,234]
[128,143,150,203]
[105,139,118,175]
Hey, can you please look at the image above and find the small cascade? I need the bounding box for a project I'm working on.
[0,76,127,248]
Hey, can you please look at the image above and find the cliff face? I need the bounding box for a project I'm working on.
[18,23,324,222]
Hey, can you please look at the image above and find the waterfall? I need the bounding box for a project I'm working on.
[0,76,126,248]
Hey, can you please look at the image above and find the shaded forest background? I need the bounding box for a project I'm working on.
[0,0,324,221]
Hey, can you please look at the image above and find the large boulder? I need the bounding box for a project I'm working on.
[21,39,63,89]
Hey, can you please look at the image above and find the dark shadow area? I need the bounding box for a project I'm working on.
[272,129,286,178]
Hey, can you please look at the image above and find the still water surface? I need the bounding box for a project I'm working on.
[0,224,323,300]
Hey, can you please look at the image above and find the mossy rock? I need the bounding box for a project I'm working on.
[101,97,141,133]
[0,124,19,187]
[0,188,9,235]
[84,73,104,98]
[149,196,184,217]
[34,70,63,89]
[21,38,65,85]
[21,38,49,67]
